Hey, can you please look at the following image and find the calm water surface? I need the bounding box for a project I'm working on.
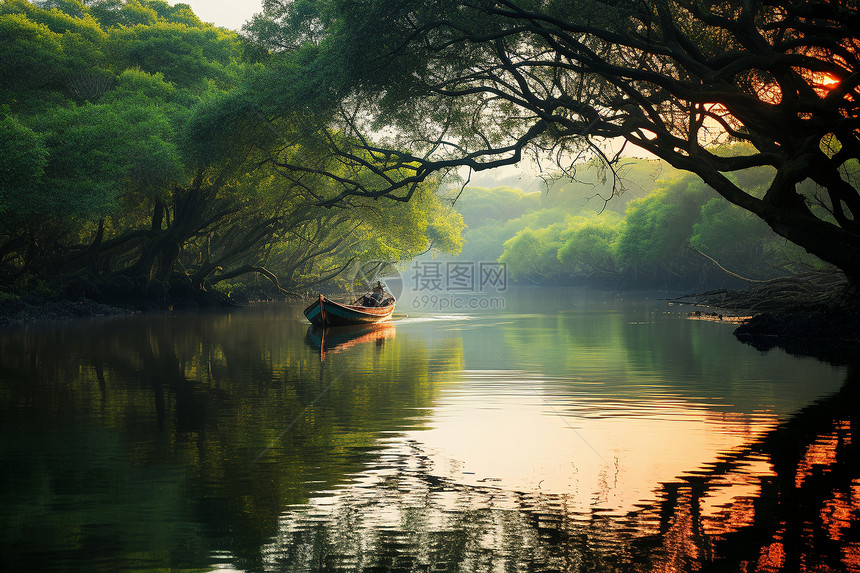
[1,288,857,572]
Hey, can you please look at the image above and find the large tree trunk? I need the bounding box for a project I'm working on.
[688,160,860,292]
[125,184,208,284]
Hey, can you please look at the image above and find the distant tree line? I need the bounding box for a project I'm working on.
[454,156,830,290]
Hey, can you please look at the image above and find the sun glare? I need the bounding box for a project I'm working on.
[810,71,843,98]
[819,74,840,87]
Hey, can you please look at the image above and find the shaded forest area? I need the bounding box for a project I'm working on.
[0,0,463,312]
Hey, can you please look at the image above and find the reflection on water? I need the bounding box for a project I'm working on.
[305,322,396,361]
[0,289,857,572]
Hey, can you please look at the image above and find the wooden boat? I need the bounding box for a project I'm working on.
[303,292,395,327]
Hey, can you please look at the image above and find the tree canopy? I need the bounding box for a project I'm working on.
[0,0,463,305]
[247,0,860,287]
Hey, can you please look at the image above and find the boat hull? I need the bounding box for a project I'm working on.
[303,295,395,327]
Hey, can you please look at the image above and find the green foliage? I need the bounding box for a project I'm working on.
[38,1,91,19]
[456,151,829,289]
[460,207,568,262]
[101,67,176,102]
[557,213,624,276]
[453,186,541,228]
[88,0,157,28]
[0,1,465,299]
[245,0,860,285]
[426,210,465,255]
[615,175,714,267]
[105,21,241,88]
[33,99,182,218]
[691,199,770,254]
[499,223,567,283]
[1,0,105,41]
[0,12,65,91]
[497,210,623,284]
[1,0,109,105]
[86,0,205,28]
[179,87,263,168]
[690,194,830,278]
[456,159,681,264]
[0,116,48,217]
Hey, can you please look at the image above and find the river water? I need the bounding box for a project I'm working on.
[1,288,857,572]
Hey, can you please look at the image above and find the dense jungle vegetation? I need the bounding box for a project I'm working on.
[0,0,463,307]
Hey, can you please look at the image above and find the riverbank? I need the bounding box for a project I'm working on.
[0,295,132,327]
[679,270,860,362]
[0,284,245,327]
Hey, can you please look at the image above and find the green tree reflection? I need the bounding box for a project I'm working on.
[0,307,461,571]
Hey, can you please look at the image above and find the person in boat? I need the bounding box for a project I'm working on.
[358,281,387,307]
[370,281,385,305]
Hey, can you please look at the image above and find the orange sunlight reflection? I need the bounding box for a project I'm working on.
[406,374,780,516]
[796,420,850,488]
[844,542,860,573]
[757,534,786,572]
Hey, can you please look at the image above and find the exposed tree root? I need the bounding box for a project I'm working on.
[678,270,860,359]
[677,270,853,313]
